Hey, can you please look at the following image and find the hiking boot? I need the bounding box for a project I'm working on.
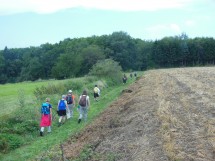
[78,119,81,124]
[40,131,43,136]
[58,122,62,127]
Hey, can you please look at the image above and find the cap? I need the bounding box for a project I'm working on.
[68,90,72,93]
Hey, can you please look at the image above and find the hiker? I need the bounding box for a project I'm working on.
[122,74,127,84]
[134,72,137,78]
[39,98,52,136]
[130,73,133,79]
[93,85,100,101]
[78,90,90,123]
[66,90,75,119]
[57,95,68,126]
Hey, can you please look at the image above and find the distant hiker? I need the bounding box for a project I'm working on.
[78,90,90,123]
[134,72,137,78]
[39,98,52,136]
[57,95,68,126]
[122,74,127,84]
[93,85,100,101]
[66,90,75,119]
[130,73,133,79]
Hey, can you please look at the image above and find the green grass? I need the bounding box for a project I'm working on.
[0,73,142,161]
[0,79,77,118]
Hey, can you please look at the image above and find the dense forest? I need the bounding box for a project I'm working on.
[0,31,215,84]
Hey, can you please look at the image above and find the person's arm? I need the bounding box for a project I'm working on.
[57,100,59,110]
[98,88,100,95]
[65,100,68,109]
[50,105,52,120]
[87,96,90,107]
[73,95,75,106]
[79,95,82,103]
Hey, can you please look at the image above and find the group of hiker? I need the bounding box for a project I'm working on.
[122,72,137,84]
[39,85,100,136]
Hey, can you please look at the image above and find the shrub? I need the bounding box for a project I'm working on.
[64,80,84,92]
[0,137,9,154]
[0,134,24,153]
[89,59,123,85]
[18,88,25,108]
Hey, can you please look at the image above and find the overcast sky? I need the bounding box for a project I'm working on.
[0,0,214,50]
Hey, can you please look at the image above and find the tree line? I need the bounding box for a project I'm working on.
[0,31,215,84]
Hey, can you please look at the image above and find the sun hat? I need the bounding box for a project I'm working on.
[68,90,72,93]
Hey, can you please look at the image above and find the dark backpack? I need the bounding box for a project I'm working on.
[66,95,73,104]
[79,95,87,107]
[41,103,50,115]
[58,100,66,110]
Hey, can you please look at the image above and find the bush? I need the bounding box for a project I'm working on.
[0,134,24,153]
[64,80,84,92]
[33,79,94,101]
[0,110,39,154]
[0,137,9,154]
[89,59,123,85]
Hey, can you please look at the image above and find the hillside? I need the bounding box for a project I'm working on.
[59,67,215,161]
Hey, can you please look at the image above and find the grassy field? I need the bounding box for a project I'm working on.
[0,79,72,118]
[0,73,140,160]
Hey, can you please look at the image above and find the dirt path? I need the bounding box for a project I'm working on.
[62,67,215,161]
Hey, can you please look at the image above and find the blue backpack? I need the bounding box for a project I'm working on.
[41,103,50,115]
[58,100,66,110]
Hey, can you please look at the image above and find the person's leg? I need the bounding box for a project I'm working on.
[58,116,63,126]
[59,110,66,125]
[94,93,96,100]
[78,107,83,123]
[83,107,88,122]
[70,104,74,118]
[62,116,66,123]
[96,93,99,101]
[48,126,51,133]
[66,107,71,119]
[59,116,62,122]
[40,127,44,136]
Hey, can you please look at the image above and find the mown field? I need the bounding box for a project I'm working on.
[59,67,215,161]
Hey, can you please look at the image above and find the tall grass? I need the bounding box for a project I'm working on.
[0,79,68,118]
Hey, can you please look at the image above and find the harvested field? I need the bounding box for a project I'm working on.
[62,67,215,161]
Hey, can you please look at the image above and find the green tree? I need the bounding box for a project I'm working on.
[106,31,137,71]
[89,59,123,84]
[78,45,105,75]
[0,51,7,83]
[51,50,82,79]
[20,57,44,81]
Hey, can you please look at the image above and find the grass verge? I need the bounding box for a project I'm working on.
[0,74,139,161]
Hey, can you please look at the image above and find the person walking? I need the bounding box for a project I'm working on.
[78,90,90,123]
[57,95,68,126]
[39,98,52,136]
[122,74,127,84]
[66,90,75,119]
[130,72,133,79]
[93,85,100,101]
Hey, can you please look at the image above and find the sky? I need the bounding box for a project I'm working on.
[0,0,214,50]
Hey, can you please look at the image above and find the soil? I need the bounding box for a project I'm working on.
[62,67,215,161]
